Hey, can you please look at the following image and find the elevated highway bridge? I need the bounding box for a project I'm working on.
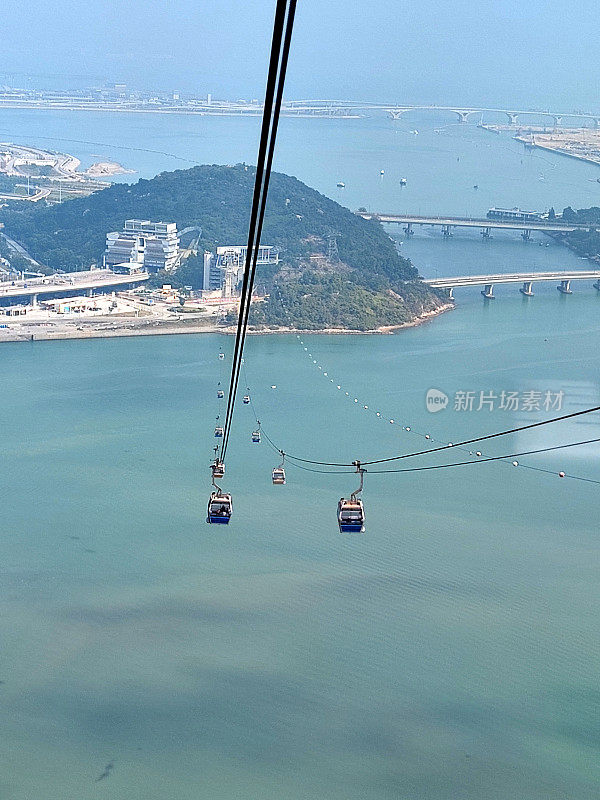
[0,268,150,304]
[423,270,600,299]
[359,212,593,239]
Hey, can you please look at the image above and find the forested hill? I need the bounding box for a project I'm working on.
[0,164,447,330]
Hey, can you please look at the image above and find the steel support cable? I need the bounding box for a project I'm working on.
[222,0,297,458]
[220,0,296,461]
[220,0,288,459]
[366,438,600,475]
[279,405,600,467]
[241,357,600,483]
[248,383,600,480]
[268,290,600,468]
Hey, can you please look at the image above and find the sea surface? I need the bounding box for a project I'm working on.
[1,109,599,799]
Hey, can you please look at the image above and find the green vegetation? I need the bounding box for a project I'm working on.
[0,163,448,330]
[559,206,600,260]
[252,274,443,331]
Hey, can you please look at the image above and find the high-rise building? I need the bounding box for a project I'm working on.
[104,220,179,272]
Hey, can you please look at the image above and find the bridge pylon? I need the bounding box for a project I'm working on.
[520,281,534,297]
[557,279,572,294]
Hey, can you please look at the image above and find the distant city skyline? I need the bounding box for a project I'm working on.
[2,0,600,111]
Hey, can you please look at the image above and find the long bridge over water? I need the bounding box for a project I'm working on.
[359,212,594,240]
[423,271,600,299]
[287,101,600,126]
[3,93,600,126]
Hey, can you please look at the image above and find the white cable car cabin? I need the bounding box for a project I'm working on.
[218,353,225,360]
[217,389,224,399]
[272,467,286,485]
[252,429,261,443]
[214,426,224,437]
[212,460,225,479]
[207,491,232,524]
[337,498,365,533]
[243,394,251,404]
[338,463,366,533]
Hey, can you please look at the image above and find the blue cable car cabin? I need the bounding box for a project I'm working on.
[337,498,365,533]
[217,389,224,399]
[207,491,233,524]
[214,426,224,437]
[243,394,251,404]
[251,429,261,443]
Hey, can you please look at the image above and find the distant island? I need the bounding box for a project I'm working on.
[0,164,450,332]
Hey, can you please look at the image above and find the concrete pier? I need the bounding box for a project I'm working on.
[520,281,534,296]
[557,279,572,294]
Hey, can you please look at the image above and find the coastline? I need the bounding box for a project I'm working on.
[513,135,600,168]
[0,302,454,344]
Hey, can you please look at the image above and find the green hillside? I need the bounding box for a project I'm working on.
[0,164,448,330]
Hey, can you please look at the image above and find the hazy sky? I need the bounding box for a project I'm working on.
[2,0,599,110]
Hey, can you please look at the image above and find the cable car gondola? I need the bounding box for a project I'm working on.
[243,394,251,404]
[252,429,261,443]
[272,453,286,485]
[207,491,232,524]
[338,462,365,533]
[212,460,225,479]
[218,352,225,360]
[214,426,224,438]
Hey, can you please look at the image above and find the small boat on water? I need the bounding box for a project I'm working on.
[400,177,407,186]
[337,181,345,188]
[380,169,385,175]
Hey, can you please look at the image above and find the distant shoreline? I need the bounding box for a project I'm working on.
[0,303,453,344]
[513,135,600,168]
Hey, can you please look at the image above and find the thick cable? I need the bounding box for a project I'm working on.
[220,0,296,460]
[220,0,288,458]
[281,405,600,467]
[367,438,600,475]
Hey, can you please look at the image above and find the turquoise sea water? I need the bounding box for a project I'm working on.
[1,109,599,798]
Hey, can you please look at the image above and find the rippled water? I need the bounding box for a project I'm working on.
[1,110,599,798]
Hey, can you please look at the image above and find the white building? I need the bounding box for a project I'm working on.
[104,219,179,272]
[202,245,278,294]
